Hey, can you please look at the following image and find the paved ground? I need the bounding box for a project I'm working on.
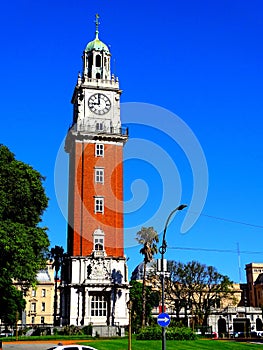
[2,343,57,350]
[2,340,88,350]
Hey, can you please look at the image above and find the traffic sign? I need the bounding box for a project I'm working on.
[157,312,170,327]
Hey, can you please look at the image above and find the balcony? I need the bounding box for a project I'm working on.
[81,76,120,90]
[69,123,128,137]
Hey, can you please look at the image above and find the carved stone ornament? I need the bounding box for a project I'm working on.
[87,258,110,280]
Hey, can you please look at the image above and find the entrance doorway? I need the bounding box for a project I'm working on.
[218,317,227,337]
[233,318,251,337]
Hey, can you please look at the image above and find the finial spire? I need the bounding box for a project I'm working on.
[95,13,100,39]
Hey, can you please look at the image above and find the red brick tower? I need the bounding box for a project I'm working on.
[65,16,128,259]
[61,15,129,331]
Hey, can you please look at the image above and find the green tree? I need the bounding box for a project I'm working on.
[0,273,26,325]
[136,226,159,327]
[0,145,49,325]
[50,245,64,326]
[129,280,159,333]
[167,261,233,327]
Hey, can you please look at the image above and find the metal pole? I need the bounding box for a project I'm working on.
[161,251,166,350]
[16,310,19,341]
[159,204,187,350]
[127,300,132,350]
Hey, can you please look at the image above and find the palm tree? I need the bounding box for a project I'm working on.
[50,245,64,326]
[136,226,159,327]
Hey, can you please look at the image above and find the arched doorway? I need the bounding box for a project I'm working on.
[256,317,263,331]
[218,317,227,337]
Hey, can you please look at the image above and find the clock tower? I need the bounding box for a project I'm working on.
[60,15,129,334]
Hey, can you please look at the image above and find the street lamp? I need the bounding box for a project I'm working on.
[127,300,132,350]
[158,204,187,350]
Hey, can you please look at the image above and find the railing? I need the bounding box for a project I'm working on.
[69,123,128,137]
[84,77,119,85]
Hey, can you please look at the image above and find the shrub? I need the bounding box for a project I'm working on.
[167,327,197,340]
[61,325,82,335]
[82,324,92,336]
[137,326,161,340]
[137,326,197,340]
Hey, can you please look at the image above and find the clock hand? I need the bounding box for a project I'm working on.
[97,93,101,105]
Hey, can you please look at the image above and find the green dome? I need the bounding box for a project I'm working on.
[85,15,110,54]
[85,36,110,54]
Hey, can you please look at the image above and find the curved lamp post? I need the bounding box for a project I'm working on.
[159,204,187,350]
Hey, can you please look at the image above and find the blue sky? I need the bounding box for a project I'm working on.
[1,0,263,282]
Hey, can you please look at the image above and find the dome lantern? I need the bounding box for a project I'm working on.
[83,14,111,80]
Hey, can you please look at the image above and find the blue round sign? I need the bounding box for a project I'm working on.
[157,312,170,327]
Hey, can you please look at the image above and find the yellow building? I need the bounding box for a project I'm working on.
[15,261,56,327]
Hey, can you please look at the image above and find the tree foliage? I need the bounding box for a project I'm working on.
[50,245,64,277]
[129,280,159,332]
[166,261,233,327]
[0,145,50,324]
[136,226,159,327]
[0,274,26,325]
[136,227,159,264]
[50,245,64,325]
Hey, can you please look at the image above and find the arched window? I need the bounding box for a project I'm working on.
[87,55,93,78]
[93,229,105,251]
[95,242,103,251]
[96,55,101,67]
[88,55,93,68]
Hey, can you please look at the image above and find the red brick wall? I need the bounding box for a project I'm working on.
[68,141,124,258]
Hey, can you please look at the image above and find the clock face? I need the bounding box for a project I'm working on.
[88,93,111,115]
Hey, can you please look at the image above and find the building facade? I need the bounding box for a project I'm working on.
[246,263,263,307]
[15,261,55,328]
[60,16,129,333]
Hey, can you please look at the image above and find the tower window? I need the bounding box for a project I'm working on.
[95,144,104,157]
[96,54,101,67]
[94,197,104,213]
[41,289,46,297]
[88,54,93,67]
[93,228,105,251]
[95,168,104,183]
[94,237,104,251]
[87,55,93,78]
[41,316,45,324]
[91,295,107,316]
[96,73,101,79]
[96,122,103,131]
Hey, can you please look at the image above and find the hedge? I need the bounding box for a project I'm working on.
[137,326,197,340]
